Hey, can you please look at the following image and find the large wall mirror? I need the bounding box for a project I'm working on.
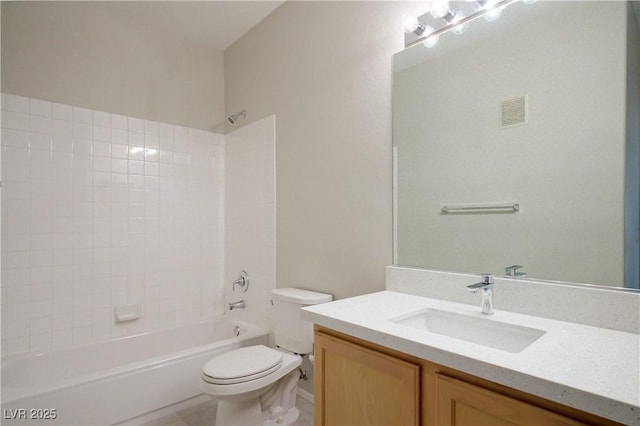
[393,1,639,289]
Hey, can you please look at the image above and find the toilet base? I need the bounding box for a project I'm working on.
[212,369,300,426]
[264,407,299,426]
[216,398,262,426]
[215,402,299,426]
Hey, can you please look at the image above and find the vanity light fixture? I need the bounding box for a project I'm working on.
[402,0,527,48]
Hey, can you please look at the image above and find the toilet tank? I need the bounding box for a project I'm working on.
[272,288,332,354]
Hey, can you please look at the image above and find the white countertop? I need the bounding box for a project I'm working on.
[301,291,640,425]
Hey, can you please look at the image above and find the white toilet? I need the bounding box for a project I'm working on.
[201,288,332,426]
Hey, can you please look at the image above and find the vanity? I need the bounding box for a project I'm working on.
[301,268,640,426]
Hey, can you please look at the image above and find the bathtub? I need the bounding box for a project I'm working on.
[1,319,268,425]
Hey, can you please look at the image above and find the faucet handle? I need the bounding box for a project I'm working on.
[480,273,494,284]
[505,265,526,278]
[233,270,250,293]
[466,273,494,291]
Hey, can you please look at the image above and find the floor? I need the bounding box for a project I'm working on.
[141,396,313,426]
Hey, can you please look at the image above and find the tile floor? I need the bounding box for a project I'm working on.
[141,396,313,426]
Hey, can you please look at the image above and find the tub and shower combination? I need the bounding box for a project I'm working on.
[1,319,267,425]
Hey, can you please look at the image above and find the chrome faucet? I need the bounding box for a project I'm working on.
[504,265,526,278]
[228,300,245,311]
[466,274,494,315]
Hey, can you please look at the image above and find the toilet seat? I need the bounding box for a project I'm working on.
[202,345,283,385]
[201,346,302,399]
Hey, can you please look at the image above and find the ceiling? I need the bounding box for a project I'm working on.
[103,1,285,51]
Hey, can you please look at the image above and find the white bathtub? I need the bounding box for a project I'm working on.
[1,319,268,425]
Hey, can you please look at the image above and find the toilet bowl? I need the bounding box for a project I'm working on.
[201,345,302,425]
[202,345,302,399]
[201,288,332,426]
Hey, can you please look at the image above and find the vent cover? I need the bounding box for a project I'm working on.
[501,95,528,128]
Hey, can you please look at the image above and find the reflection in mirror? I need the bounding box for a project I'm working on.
[393,1,639,289]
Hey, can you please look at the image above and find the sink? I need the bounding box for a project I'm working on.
[392,309,546,353]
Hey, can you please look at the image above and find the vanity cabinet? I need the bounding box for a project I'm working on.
[313,330,420,425]
[313,327,621,426]
[435,374,585,426]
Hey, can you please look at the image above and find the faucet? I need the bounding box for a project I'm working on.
[228,300,245,311]
[466,274,494,315]
[504,265,526,278]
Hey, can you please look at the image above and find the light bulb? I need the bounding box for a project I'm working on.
[484,6,503,21]
[402,16,426,35]
[423,32,439,48]
[452,22,469,34]
[477,0,498,10]
[429,0,451,18]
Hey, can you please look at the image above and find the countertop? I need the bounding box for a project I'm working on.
[301,291,640,425]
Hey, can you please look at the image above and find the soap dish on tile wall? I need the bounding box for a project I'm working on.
[114,304,142,322]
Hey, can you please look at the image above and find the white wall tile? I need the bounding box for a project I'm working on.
[93,140,111,157]
[111,114,127,130]
[29,99,52,118]
[7,233,30,252]
[73,123,92,140]
[52,329,73,349]
[5,111,30,131]
[52,103,72,121]
[72,138,92,155]
[5,94,30,113]
[30,132,52,151]
[93,126,111,143]
[30,116,52,134]
[1,94,226,355]
[93,111,110,128]
[72,107,92,124]
[4,146,30,166]
[111,144,128,159]
[2,129,30,149]
[52,119,73,138]
[128,117,145,133]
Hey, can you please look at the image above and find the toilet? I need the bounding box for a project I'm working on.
[201,288,332,426]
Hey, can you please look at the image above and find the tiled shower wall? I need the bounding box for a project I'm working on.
[0,93,225,356]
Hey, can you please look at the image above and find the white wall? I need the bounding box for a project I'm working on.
[224,116,276,328]
[394,2,627,286]
[224,1,426,300]
[1,2,225,132]
[0,94,225,356]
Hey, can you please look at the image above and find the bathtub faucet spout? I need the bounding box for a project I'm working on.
[229,300,245,311]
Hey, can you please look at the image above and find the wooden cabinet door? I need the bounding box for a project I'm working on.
[435,374,588,426]
[314,331,420,426]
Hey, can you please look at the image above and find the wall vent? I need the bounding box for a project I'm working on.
[501,95,528,128]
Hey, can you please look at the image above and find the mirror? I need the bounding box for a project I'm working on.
[393,1,639,289]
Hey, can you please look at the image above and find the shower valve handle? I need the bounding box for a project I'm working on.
[233,270,249,293]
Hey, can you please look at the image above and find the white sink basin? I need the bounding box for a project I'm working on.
[393,309,546,353]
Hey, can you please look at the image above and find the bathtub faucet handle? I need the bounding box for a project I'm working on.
[233,270,250,293]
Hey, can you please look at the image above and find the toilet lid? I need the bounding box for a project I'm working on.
[202,345,283,385]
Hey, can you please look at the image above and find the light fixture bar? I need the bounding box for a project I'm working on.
[404,0,519,49]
